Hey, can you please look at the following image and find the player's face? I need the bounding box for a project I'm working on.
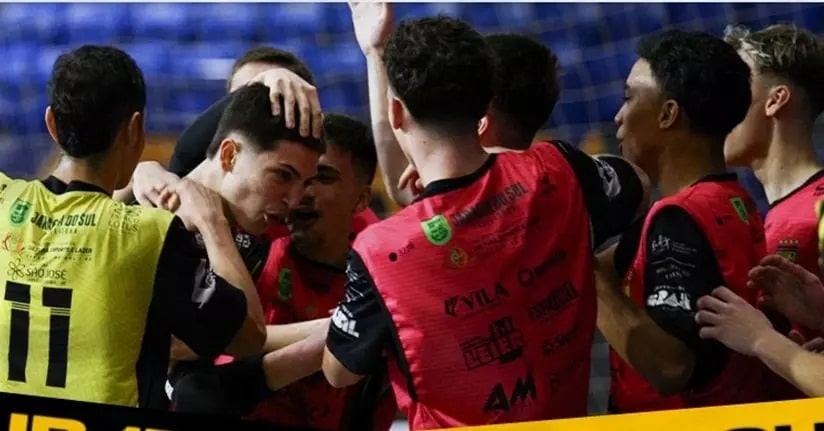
[724,52,770,167]
[287,143,368,248]
[220,140,320,236]
[615,59,666,181]
[228,62,281,93]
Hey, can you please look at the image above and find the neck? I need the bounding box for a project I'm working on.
[409,131,489,188]
[750,121,821,204]
[51,155,119,195]
[187,160,238,227]
[292,234,349,269]
[656,134,728,197]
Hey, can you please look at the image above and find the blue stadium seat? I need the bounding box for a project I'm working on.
[318,42,366,79]
[196,4,259,42]
[667,4,733,27]
[552,100,590,127]
[121,43,171,82]
[322,3,353,37]
[459,4,535,33]
[169,43,247,81]
[168,82,225,130]
[260,4,326,43]
[735,4,824,33]
[602,4,667,42]
[33,45,69,88]
[64,3,130,45]
[0,43,41,98]
[130,4,197,42]
[319,80,366,117]
[0,3,67,44]
[394,3,461,20]
[595,90,623,122]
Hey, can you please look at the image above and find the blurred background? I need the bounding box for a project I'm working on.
[1,2,823,426]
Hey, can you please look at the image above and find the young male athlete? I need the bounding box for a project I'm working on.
[0,46,265,408]
[722,25,824,400]
[152,46,380,238]
[350,2,561,207]
[169,114,395,430]
[320,14,650,430]
[597,30,768,414]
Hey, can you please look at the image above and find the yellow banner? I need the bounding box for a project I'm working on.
[444,398,823,431]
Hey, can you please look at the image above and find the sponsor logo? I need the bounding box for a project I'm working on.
[451,183,529,228]
[461,316,524,370]
[389,242,415,262]
[647,289,691,311]
[541,324,578,356]
[527,282,578,321]
[445,283,509,318]
[482,369,536,413]
[30,212,98,231]
[729,197,750,223]
[331,305,360,338]
[277,268,292,301]
[593,157,621,199]
[421,214,453,246]
[517,251,566,287]
[6,260,67,283]
[2,232,24,253]
[9,199,31,227]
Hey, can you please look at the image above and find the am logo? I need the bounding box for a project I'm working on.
[482,370,536,413]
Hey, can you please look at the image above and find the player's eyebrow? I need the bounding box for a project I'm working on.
[272,163,301,178]
[316,165,340,176]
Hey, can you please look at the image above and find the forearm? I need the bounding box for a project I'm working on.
[754,330,824,397]
[263,319,328,352]
[262,327,326,391]
[596,275,695,394]
[365,52,415,207]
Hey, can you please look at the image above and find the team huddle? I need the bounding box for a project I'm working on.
[2,2,824,430]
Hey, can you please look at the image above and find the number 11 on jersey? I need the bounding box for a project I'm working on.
[4,281,73,388]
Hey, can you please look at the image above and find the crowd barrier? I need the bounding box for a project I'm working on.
[1,392,819,431]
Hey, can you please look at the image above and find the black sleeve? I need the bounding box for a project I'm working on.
[550,141,645,249]
[326,250,392,376]
[152,217,248,360]
[642,206,731,389]
[168,95,232,176]
[613,213,646,279]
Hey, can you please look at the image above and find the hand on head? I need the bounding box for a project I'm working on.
[247,68,324,139]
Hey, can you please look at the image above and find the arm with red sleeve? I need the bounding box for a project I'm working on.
[322,250,393,388]
[597,206,731,394]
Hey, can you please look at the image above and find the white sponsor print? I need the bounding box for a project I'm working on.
[331,305,360,338]
[593,157,622,199]
[646,288,691,311]
[191,258,217,308]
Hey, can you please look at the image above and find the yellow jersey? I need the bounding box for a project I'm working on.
[0,172,174,407]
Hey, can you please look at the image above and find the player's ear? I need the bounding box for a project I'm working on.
[388,96,405,131]
[353,186,372,214]
[478,115,490,137]
[44,106,59,144]
[218,138,240,173]
[658,99,679,129]
[126,111,145,151]
[765,84,790,118]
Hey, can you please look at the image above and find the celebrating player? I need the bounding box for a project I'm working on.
[352,3,562,206]
[321,12,649,430]
[722,24,824,400]
[597,30,768,413]
[166,114,396,430]
[0,46,266,407]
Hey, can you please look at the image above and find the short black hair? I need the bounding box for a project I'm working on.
[637,29,751,140]
[206,83,324,157]
[229,46,315,91]
[486,33,560,145]
[323,114,377,185]
[48,45,146,158]
[382,16,493,134]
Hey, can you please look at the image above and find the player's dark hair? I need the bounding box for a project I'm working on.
[206,83,324,157]
[637,29,751,140]
[724,24,824,118]
[486,33,560,146]
[48,45,146,158]
[228,46,315,91]
[382,16,493,135]
[323,114,377,185]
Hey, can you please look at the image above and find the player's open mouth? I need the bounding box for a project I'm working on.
[287,208,321,225]
[264,212,285,226]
